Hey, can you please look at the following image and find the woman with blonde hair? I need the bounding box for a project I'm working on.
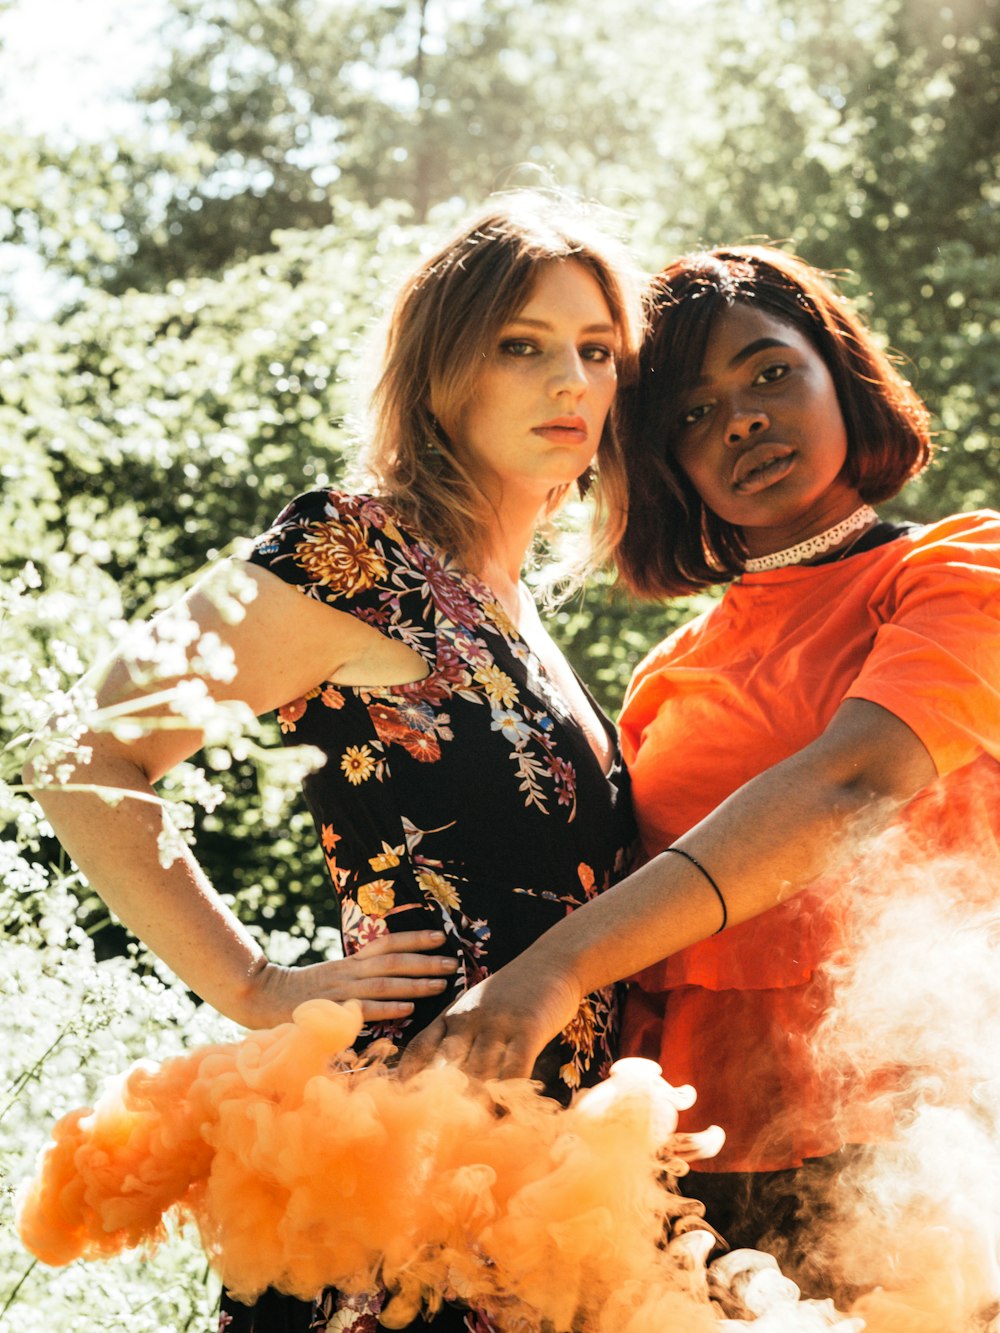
[27,194,644,1331]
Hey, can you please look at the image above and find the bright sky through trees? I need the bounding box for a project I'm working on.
[0,0,164,137]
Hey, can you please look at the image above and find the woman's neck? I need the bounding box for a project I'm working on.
[474,500,546,616]
[476,553,530,623]
[742,503,879,573]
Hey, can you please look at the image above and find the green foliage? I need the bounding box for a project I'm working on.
[0,0,998,1321]
[0,202,439,943]
[0,203,427,600]
[0,841,234,1329]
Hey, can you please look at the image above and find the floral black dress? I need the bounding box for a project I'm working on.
[219,489,634,1333]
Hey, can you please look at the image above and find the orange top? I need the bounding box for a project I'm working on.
[619,512,1000,1169]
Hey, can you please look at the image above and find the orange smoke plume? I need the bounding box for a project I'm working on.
[16,999,726,1330]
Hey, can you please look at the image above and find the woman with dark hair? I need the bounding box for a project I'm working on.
[615,246,932,595]
[25,194,644,1331]
[406,245,1000,1272]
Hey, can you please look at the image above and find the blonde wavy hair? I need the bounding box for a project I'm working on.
[363,193,644,576]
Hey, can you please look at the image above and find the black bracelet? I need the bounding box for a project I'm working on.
[664,846,728,934]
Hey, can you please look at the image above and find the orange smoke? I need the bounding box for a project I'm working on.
[18,840,1000,1330]
[802,818,1000,1333]
[16,999,724,1330]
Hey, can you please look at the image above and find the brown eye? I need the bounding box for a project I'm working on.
[679,403,711,428]
[581,344,614,363]
[755,363,789,384]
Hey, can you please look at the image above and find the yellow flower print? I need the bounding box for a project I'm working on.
[559,1060,582,1090]
[562,996,596,1064]
[357,878,396,917]
[341,744,376,784]
[294,518,387,596]
[473,663,519,709]
[482,599,519,640]
[369,841,403,871]
[416,869,462,911]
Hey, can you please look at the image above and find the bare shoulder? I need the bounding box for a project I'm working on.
[182,558,410,711]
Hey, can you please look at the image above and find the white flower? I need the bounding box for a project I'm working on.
[490,707,532,744]
[192,631,237,683]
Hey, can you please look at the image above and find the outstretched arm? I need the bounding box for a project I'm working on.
[401,698,936,1080]
[24,561,458,1029]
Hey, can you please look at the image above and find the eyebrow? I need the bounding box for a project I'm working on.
[691,336,792,387]
[505,317,617,335]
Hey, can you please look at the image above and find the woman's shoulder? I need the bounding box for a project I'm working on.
[251,487,431,561]
[622,600,720,707]
[901,509,1000,563]
[910,508,1000,539]
[246,487,433,604]
[257,487,414,539]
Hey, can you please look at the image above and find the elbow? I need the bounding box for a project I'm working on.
[21,726,109,798]
[801,701,938,812]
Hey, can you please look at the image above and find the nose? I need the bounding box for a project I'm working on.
[549,345,589,400]
[724,402,768,446]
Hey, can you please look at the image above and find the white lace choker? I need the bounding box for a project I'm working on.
[743,505,879,573]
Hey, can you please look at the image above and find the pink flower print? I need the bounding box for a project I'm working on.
[547,754,578,808]
[434,642,473,687]
[354,605,392,628]
[351,914,389,951]
[410,544,481,627]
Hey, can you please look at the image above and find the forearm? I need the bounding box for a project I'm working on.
[401,700,938,1081]
[27,752,267,1025]
[518,749,874,1004]
[507,700,939,1014]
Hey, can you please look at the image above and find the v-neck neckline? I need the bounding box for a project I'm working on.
[469,575,620,783]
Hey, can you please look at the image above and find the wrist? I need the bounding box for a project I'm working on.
[515,945,586,1034]
[228,955,283,1029]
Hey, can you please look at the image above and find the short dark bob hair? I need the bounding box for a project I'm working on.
[615,246,933,598]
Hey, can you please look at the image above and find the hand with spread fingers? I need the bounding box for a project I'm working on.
[243,930,461,1030]
[399,962,582,1084]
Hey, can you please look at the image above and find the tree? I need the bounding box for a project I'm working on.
[1,204,425,938]
[95,0,673,290]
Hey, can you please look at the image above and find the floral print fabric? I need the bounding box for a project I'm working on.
[220,490,633,1333]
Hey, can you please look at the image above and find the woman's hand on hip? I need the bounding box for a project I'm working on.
[239,929,460,1029]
